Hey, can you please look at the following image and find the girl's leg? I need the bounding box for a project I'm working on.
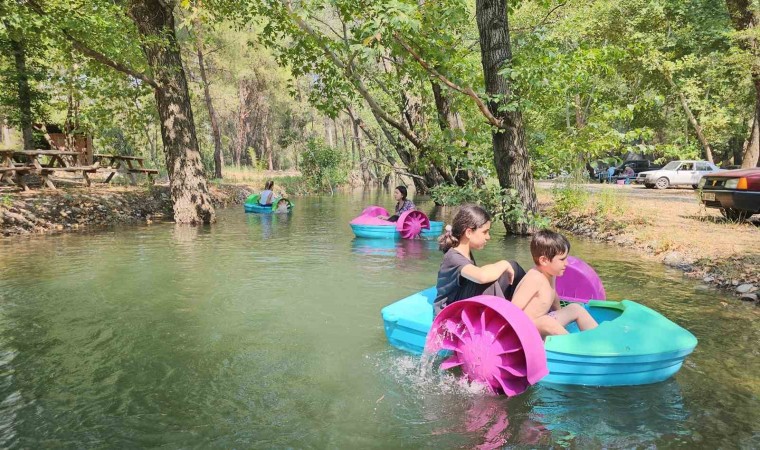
[554,303,598,331]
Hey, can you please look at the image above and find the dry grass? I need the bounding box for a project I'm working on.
[217,167,301,185]
[539,186,759,258]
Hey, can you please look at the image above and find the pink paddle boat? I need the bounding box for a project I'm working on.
[350,206,444,239]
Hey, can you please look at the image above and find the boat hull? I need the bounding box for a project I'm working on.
[244,203,274,213]
[351,221,443,239]
[381,290,697,387]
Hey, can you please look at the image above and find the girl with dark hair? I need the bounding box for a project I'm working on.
[259,180,275,206]
[377,186,415,222]
[434,204,526,315]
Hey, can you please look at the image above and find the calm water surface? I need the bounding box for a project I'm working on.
[0,191,757,448]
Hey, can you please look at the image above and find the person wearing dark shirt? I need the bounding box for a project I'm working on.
[377,186,415,222]
[434,204,526,315]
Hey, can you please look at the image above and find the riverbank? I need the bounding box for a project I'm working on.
[538,182,759,303]
[0,184,253,236]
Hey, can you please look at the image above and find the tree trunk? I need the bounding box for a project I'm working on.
[6,25,34,149]
[234,80,249,167]
[725,0,760,167]
[432,81,472,185]
[475,0,537,235]
[743,94,760,167]
[128,0,214,224]
[194,20,223,179]
[265,132,273,170]
[1,117,12,148]
[324,116,335,147]
[346,106,373,185]
[666,74,715,163]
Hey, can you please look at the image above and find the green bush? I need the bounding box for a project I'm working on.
[430,182,549,231]
[551,183,589,216]
[594,188,623,217]
[300,138,348,193]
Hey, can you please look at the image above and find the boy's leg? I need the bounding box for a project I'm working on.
[554,303,598,331]
[534,315,568,338]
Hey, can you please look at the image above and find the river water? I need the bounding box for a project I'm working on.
[0,191,757,448]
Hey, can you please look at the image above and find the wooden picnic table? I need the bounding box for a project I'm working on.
[1,149,96,190]
[93,153,158,185]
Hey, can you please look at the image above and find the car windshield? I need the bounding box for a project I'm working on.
[662,161,681,170]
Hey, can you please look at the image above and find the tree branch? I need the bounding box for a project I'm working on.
[364,158,425,180]
[393,33,503,128]
[284,3,425,149]
[308,14,344,41]
[511,2,566,33]
[23,0,160,90]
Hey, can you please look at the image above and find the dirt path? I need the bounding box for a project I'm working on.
[539,182,759,302]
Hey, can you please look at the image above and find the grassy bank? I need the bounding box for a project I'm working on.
[539,182,759,302]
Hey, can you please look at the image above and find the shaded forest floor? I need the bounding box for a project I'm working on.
[538,182,759,303]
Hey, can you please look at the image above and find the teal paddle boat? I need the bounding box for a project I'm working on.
[243,194,294,213]
[381,257,697,395]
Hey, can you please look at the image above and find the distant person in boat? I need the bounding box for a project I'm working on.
[511,230,598,338]
[433,204,526,315]
[377,186,415,222]
[275,198,290,213]
[260,181,274,206]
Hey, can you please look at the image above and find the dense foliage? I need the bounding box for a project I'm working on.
[1,0,758,227]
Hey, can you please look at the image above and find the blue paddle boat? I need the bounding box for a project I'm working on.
[381,258,697,395]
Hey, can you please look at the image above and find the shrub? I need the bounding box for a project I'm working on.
[430,182,549,232]
[551,183,589,217]
[300,138,348,193]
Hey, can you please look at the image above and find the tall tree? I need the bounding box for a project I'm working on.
[2,18,35,149]
[127,0,215,223]
[475,0,537,234]
[192,18,224,178]
[22,0,215,223]
[725,0,760,167]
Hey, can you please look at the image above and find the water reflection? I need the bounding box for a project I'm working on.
[351,238,437,260]
[529,380,689,446]
[246,212,292,240]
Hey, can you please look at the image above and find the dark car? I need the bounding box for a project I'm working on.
[614,160,662,176]
[699,168,760,221]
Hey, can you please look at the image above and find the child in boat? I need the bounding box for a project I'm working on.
[433,204,526,315]
[511,230,598,338]
[275,198,290,213]
[259,181,275,206]
[377,186,415,222]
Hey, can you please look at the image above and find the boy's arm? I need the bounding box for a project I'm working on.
[550,276,561,311]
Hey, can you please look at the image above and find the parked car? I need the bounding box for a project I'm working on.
[613,160,663,176]
[637,160,720,189]
[699,168,760,221]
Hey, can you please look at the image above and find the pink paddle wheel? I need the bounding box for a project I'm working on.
[396,210,430,239]
[424,296,548,396]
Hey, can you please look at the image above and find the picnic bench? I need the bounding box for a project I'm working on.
[1,149,97,190]
[93,153,158,185]
[0,150,159,190]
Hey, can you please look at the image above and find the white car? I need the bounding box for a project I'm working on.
[636,160,720,189]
